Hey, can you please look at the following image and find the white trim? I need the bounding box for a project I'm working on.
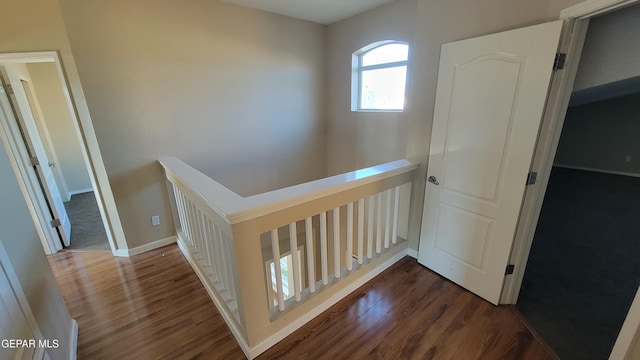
[176,237,251,358]
[503,1,640,359]
[249,247,408,359]
[0,51,126,256]
[610,288,640,359]
[179,229,408,359]
[407,248,418,259]
[502,18,588,304]
[554,164,640,178]
[561,0,639,19]
[68,319,78,360]
[0,69,62,255]
[114,236,176,257]
[19,77,71,203]
[160,157,417,225]
[0,240,46,347]
[67,187,93,198]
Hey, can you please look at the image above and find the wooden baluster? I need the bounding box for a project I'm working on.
[172,187,187,238]
[333,207,341,278]
[367,196,374,259]
[186,200,196,247]
[357,199,364,264]
[271,229,285,311]
[376,192,383,254]
[320,212,328,285]
[384,189,392,249]
[181,193,191,241]
[202,217,214,277]
[191,203,200,249]
[221,231,236,300]
[210,221,222,283]
[305,217,316,293]
[346,202,354,271]
[179,194,190,243]
[194,208,204,255]
[392,186,400,245]
[215,225,229,290]
[210,221,222,284]
[289,222,302,301]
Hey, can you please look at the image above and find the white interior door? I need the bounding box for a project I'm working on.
[0,241,46,360]
[0,268,37,360]
[417,21,563,305]
[0,73,71,247]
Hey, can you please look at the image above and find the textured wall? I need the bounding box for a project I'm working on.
[59,0,328,248]
[555,93,640,175]
[574,3,640,91]
[0,0,82,357]
[327,0,554,249]
[326,0,418,176]
[28,62,92,197]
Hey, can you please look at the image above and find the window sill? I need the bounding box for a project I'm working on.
[351,109,405,113]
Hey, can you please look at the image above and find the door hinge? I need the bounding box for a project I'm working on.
[50,218,62,228]
[505,264,515,275]
[4,84,13,95]
[526,171,538,185]
[30,156,40,166]
[553,53,567,70]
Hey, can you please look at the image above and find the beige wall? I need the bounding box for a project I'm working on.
[326,0,418,176]
[327,0,555,249]
[547,0,583,18]
[28,62,92,197]
[0,1,80,357]
[58,0,327,247]
[0,139,73,360]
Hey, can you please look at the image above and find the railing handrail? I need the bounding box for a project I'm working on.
[159,157,417,225]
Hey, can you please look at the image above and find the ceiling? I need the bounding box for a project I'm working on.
[219,0,395,25]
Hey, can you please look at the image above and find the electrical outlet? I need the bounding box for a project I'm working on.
[151,215,160,226]
[625,155,632,163]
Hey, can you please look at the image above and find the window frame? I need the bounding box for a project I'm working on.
[265,246,305,308]
[351,40,410,112]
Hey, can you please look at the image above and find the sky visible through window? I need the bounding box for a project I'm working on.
[358,43,408,111]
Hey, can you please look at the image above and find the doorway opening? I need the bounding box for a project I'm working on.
[0,52,117,255]
[515,5,640,358]
[517,91,640,359]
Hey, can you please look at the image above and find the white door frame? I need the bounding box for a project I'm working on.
[20,75,72,202]
[502,0,640,358]
[0,239,47,360]
[0,51,126,256]
[0,71,64,254]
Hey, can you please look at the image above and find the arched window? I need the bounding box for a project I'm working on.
[352,41,409,111]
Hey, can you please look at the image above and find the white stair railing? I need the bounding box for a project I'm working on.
[160,157,417,359]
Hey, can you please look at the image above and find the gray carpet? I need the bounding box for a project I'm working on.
[63,192,110,251]
[517,167,640,360]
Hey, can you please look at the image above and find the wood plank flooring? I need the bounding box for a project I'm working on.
[49,245,555,359]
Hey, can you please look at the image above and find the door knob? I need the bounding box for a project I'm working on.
[428,176,439,185]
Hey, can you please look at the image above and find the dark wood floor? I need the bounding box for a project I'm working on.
[49,245,555,359]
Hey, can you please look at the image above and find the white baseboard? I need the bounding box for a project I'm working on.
[66,188,93,199]
[407,248,418,259]
[554,164,640,178]
[249,246,408,359]
[69,319,78,360]
[176,236,251,359]
[114,236,177,257]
